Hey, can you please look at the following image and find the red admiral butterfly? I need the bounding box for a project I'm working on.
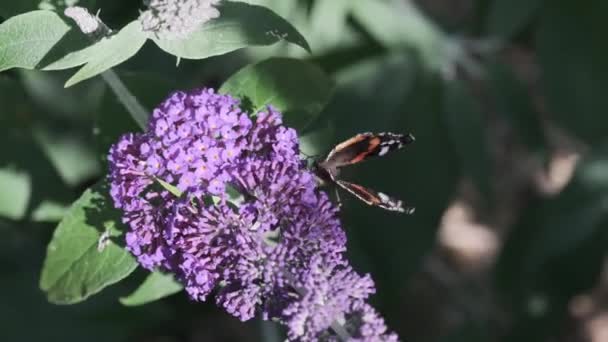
[313,132,415,214]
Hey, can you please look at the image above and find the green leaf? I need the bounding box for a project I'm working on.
[537,1,608,144]
[308,0,352,51]
[33,126,101,186]
[152,1,310,59]
[0,77,74,220]
[494,144,608,342]
[220,57,334,131]
[527,147,608,268]
[61,21,148,87]
[0,10,86,72]
[40,38,101,71]
[31,200,69,222]
[0,139,71,223]
[0,0,97,18]
[0,167,31,220]
[19,69,105,121]
[496,143,608,291]
[298,120,335,158]
[350,0,444,70]
[487,62,547,155]
[328,53,418,126]
[40,182,138,304]
[443,80,493,202]
[155,177,183,197]
[155,177,226,205]
[484,0,544,37]
[120,271,183,306]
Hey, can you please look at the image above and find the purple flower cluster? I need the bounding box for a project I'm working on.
[108,88,398,341]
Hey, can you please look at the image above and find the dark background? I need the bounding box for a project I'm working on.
[1,0,608,341]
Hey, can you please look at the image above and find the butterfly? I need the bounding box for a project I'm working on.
[313,132,415,213]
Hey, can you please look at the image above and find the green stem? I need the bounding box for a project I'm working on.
[330,321,351,341]
[100,69,149,130]
[259,319,282,342]
[63,7,149,130]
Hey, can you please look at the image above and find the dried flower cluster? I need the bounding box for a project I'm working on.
[108,88,398,341]
[139,0,221,40]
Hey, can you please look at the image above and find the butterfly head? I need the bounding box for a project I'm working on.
[312,159,337,186]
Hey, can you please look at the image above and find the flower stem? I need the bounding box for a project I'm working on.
[64,6,149,130]
[330,321,352,341]
[100,69,149,129]
[259,319,282,342]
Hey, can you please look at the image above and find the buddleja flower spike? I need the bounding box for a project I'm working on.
[108,88,400,341]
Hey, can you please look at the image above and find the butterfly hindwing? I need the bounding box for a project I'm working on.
[322,132,415,169]
[335,180,415,214]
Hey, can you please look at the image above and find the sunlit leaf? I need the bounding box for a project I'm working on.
[33,126,101,187]
[40,182,138,304]
[152,1,310,59]
[19,69,105,121]
[31,200,69,222]
[63,21,147,87]
[308,0,352,51]
[0,10,86,72]
[0,168,31,220]
[351,0,444,69]
[220,57,334,131]
[120,271,183,306]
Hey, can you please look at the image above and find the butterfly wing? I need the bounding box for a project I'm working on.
[336,180,415,214]
[321,132,415,170]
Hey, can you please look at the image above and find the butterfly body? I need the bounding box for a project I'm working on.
[314,132,415,214]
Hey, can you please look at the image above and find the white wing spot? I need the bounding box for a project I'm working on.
[378,192,390,201]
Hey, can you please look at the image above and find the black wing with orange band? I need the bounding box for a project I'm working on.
[335,180,415,214]
[314,131,416,214]
[321,132,415,170]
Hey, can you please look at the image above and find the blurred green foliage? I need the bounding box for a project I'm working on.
[1,0,607,341]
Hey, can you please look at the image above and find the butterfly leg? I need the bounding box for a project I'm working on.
[334,187,343,209]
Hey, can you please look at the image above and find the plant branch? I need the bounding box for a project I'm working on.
[64,6,149,130]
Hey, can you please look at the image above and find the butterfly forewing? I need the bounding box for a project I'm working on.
[322,132,415,170]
